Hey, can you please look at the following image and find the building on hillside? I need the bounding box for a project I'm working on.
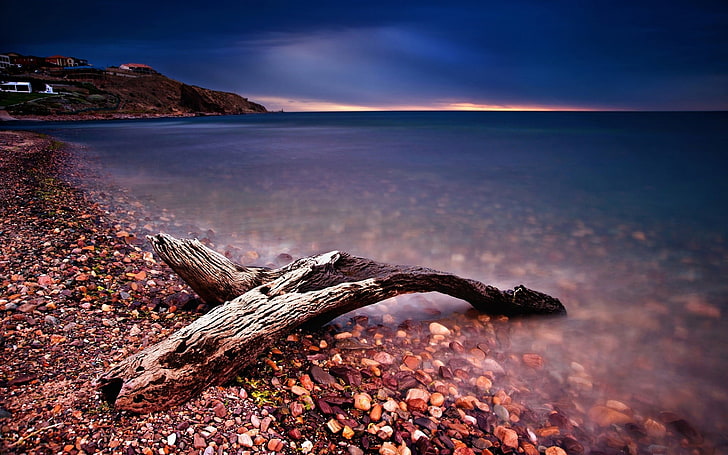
[0,81,32,92]
[9,54,45,70]
[119,63,158,75]
[46,55,76,67]
[4,52,23,64]
[4,53,89,71]
[0,55,10,70]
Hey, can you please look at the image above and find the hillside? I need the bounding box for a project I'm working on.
[0,73,267,120]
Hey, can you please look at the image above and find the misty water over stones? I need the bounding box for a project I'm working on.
[2,130,717,454]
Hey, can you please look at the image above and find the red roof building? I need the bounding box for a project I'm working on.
[46,55,75,67]
[119,63,157,75]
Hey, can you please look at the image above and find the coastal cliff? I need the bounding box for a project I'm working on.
[0,73,266,120]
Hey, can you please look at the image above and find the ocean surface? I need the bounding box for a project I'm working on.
[6,111,728,443]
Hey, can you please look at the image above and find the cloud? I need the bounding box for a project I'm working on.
[246,27,476,102]
[213,26,548,110]
[3,0,727,110]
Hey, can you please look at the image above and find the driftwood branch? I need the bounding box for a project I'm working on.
[96,233,565,413]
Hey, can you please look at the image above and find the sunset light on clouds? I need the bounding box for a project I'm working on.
[254,97,603,112]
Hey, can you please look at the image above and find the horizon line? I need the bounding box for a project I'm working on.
[250,96,726,113]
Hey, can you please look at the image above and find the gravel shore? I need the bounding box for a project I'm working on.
[0,131,715,455]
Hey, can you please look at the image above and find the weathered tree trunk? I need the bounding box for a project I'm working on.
[146,234,277,305]
[96,234,565,414]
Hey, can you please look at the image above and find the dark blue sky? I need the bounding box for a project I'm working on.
[2,0,727,111]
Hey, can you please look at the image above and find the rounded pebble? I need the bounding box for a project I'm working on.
[429,322,451,336]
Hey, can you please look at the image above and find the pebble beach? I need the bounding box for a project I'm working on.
[0,130,721,455]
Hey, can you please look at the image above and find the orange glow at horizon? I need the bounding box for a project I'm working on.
[444,102,598,112]
[252,96,604,112]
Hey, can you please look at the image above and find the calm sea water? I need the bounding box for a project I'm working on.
[6,111,728,443]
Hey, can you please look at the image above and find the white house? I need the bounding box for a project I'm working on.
[0,81,32,92]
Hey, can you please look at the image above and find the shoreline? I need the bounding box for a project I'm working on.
[0,131,715,454]
[0,111,253,123]
[0,110,16,121]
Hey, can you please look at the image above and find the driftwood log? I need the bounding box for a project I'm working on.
[96,233,565,413]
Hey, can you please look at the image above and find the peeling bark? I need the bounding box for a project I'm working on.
[96,233,565,413]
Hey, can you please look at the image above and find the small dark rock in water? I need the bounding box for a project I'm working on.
[321,394,353,407]
[330,365,362,386]
[398,319,422,334]
[310,365,337,385]
[624,422,647,439]
[414,416,438,432]
[394,371,418,390]
[667,418,703,445]
[438,434,456,449]
[439,365,454,379]
[493,404,509,421]
[416,437,438,455]
[165,291,193,308]
[474,411,495,432]
[555,436,585,455]
[449,340,465,353]
[81,442,98,453]
[471,437,491,449]
[476,343,490,355]
[177,421,191,431]
[211,400,227,418]
[316,398,333,415]
[351,315,369,326]
[549,411,570,428]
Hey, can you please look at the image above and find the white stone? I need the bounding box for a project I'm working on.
[428,322,451,336]
[383,399,399,412]
[405,388,431,402]
[412,429,427,441]
[238,433,253,447]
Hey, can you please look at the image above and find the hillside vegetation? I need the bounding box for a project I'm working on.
[0,74,266,119]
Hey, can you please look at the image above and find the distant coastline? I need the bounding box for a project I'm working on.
[0,53,266,121]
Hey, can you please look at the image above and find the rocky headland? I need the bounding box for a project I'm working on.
[0,73,266,121]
